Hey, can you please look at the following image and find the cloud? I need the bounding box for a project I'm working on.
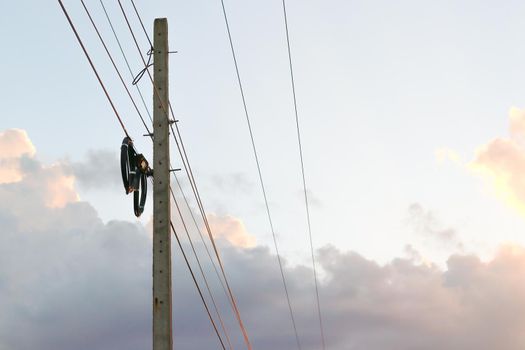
[0,129,36,183]
[509,106,525,140]
[0,130,125,211]
[6,193,525,350]
[68,149,121,190]
[0,128,35,159]
[208,213,257,248]
[471,107,525,214]
[408,203,458,244]
[6,129,525,349]
[0,129,78,212]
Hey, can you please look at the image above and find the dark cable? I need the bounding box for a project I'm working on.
[130,0,153,48]
[60,1,230,347]
[85,1,229,344]
[99,0,152,123]
[99,8,233,338]
[281,1,326,349]
[132,58,153,85]
[169,119,253,350]
[57,0,130,138]
[80,0,151,136]
[170,186,234,350]
[118,2,253,348]
[170,220,227,350]
[172,172,235,317]
[219,0,302,348]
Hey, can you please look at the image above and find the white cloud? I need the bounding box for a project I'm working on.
[5,129,525,349]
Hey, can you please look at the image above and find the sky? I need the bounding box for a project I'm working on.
[4,0,525,349]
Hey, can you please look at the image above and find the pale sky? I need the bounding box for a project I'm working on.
[4,1,525,349]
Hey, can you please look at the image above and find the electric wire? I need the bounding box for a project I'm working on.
[172,171,234,315]
[130,0,153,47]
[170,220,227,350]
[57,0,130,138]
[218,0,302,348]
[63,1,228,345]
[169,119,252,350]
[117,2,253,348]
[80,0,151,136]
[60,2,300,349]
[115,1,238,347]
[281,1,326,349]
[132,54,153,86]
[99,0,153,124]
[100,1,233,342]
[170,186,234,350]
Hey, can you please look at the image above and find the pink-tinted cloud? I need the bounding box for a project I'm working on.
[471,108,525,213]
[36,164,78,208]
[0,129,35,159]
[208,213,256,248]
[0,158,24,184]
[0,129,78,210]
[0,129,36,184]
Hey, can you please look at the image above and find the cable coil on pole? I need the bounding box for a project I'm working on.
[121,137,152,217]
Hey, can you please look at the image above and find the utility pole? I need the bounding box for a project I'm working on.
[152,18,172,350]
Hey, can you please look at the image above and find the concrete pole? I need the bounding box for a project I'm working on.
[152,18,172,350]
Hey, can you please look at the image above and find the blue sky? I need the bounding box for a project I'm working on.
[4,0,524,264]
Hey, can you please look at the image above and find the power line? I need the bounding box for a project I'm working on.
[123,2,253,346]
[57,0,130,138]
[169,119,253,350]
[97,5,234,345]
[172,171,236,319]
[170,220,227,350]
[130,0,153,48]
[99,0,153,124]
[79,0,151,135]
[281,1,326,349]
[170,186,234,350]
[117,2,253,348]
[116,0,164,123]
[217,1,302,349]
[102,2,233,342]
[61,2,230,346]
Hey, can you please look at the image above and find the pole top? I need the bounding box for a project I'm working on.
[154,18,168,24]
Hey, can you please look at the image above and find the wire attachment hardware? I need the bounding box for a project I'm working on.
[132,47,154,85]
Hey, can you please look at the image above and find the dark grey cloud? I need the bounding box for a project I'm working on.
[69,149,121,190]
[4,156,525,350]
